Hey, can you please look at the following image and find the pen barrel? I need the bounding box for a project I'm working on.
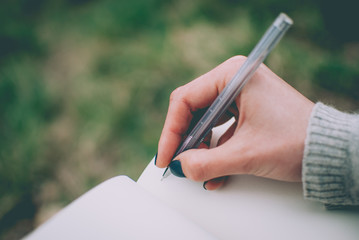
[174,13,293,158]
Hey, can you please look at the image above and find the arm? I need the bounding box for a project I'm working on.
[303,103,359,206]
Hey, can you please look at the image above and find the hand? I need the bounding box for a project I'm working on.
[156,56,314,190]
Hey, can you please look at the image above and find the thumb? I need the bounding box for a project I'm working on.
[171,146,234,182]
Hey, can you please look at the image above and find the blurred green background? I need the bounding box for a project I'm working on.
[1,0,358,238]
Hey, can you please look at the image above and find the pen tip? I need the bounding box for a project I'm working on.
[162,167,168,176]
[161,167,170,181]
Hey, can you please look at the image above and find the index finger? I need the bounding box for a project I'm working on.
[156,56,246,168]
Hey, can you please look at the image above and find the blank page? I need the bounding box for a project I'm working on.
[25,176,216,240]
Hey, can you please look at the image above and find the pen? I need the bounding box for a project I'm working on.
[162,13,293,180]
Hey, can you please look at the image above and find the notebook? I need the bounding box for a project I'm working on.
[25,121,359,240]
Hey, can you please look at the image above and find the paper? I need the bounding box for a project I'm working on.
[24,176,216,240]
[138,158,359,240]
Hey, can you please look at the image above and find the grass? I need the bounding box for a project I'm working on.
[0,0,358,238]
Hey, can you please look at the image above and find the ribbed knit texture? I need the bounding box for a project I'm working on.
[303,102,359,206]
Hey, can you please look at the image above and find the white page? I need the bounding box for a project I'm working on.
[137,120,359,240]
[25,176,216,240]
[138,159,359,240]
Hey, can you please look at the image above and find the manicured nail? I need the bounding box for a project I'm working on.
[203,181,209,190]
[169,160,186,178]
[154,152,158,166]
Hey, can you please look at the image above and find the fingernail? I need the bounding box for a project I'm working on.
[154,152,158,166]
[169,160,186,178]
[203,181,209,190]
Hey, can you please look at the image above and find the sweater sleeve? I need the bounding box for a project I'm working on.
[302,102,359,206]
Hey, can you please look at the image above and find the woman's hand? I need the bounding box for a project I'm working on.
[156,56,314,190]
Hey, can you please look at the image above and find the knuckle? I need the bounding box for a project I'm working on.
[222,55,248,83]
[169,86,185,103]
[228,55,247,66]
[185,156,206,182]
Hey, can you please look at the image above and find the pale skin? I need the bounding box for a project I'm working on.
[156,56,314,190]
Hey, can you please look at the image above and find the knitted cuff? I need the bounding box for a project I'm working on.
[303,102,359,205]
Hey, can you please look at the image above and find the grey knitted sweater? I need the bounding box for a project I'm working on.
[303,102,359,206]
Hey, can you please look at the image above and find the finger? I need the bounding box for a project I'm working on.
[175,141,247,182]
[203,176,228,190]
[157,56,247,168]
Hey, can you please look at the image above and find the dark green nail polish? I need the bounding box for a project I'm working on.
[154,152,158,166]
[203,181,209,190]
[169,160,185,178]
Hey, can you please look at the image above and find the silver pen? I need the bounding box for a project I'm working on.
[162,13,293,180]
